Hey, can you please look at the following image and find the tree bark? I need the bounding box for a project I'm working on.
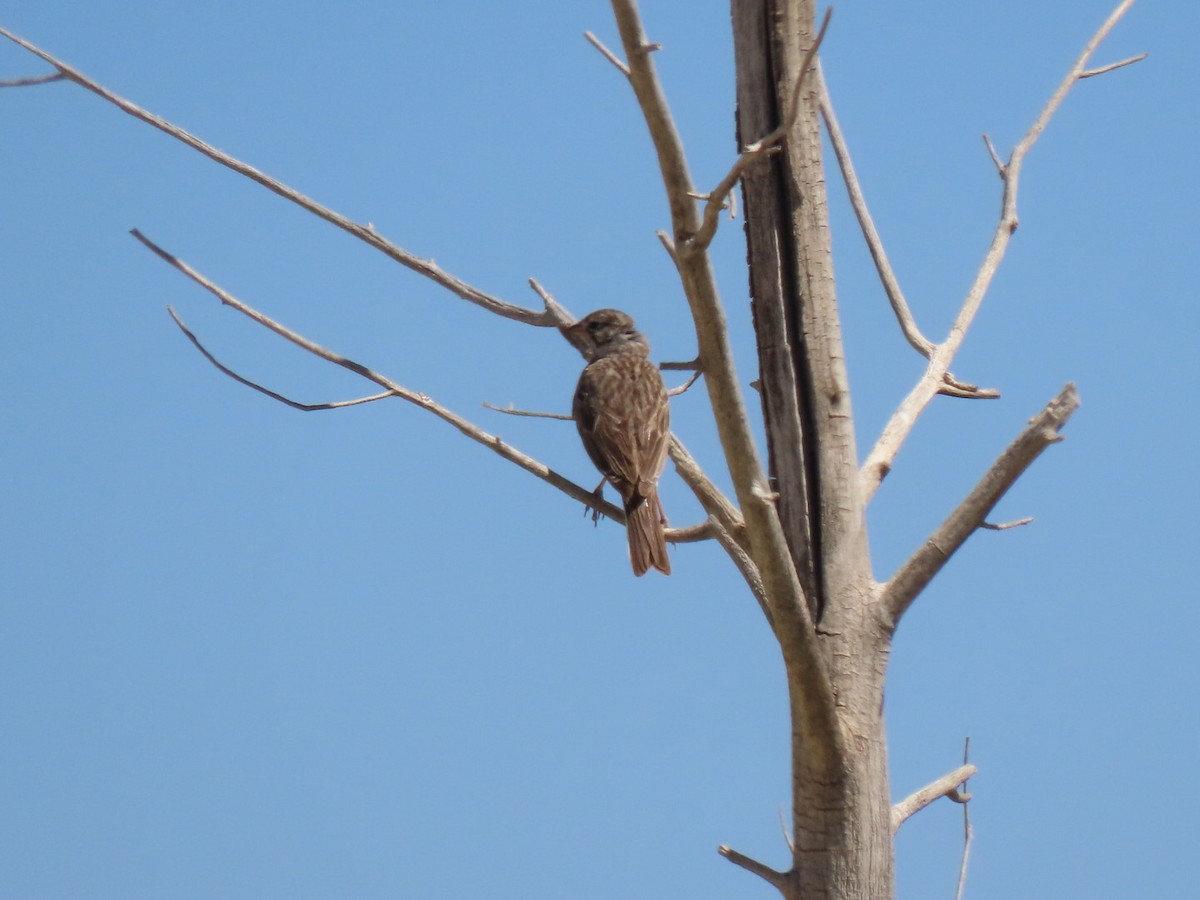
[733,0,893,895]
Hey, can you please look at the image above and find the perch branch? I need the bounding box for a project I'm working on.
[817,62,934,358]
[717,845,787,890]
[882,383,1079,626]
[132,229,623,522]
[859,0,1142,502]
[480,403,739,552]
[891,763,977,832]
[0,26,562,327]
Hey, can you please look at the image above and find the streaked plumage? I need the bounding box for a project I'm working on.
[566,309,671,576]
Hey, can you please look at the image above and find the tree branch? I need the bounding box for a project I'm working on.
[882,383,1080,626]
[859,0,1142,501]
[168,307,396,411]
[955,737,975,900]
[482,403,573,421]
[668,436,747,552]
[608,0,837,742]
[666,369,702,397]
[980,516,1033,531]
[0,71,66,87]
[817,62,933,358]
[717,845,787,890]
[1080,52,1147,78]
[583,30,630,77]
[132,229,623,522]
[891,763,977,832]
[0,26,562,328]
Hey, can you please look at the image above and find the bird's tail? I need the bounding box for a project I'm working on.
[626,489,670,576]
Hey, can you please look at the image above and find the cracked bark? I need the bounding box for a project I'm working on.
[733,0,892,895]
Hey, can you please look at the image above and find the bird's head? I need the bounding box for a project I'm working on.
[564,308,651,361]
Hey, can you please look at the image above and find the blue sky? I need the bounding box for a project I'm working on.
[2,2,1194,897]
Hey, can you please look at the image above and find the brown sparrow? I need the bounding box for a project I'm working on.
[565,309,671,576]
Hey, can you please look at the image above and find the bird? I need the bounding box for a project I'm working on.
[565,309,671,576]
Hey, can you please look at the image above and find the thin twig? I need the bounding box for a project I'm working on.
[980,516,1033,530]
[882,383,1080,626]
[526,278,574,324]
[665,438,770,620]
[0,26,562,327]
[955,738,974,900]
[168,307,396,411]
[939,375,1001,400]
[982,133,1006,177]
[778,805,795,853]
[667,369,702,397]
[655,229,678,264]
[667,436,746,549]
[860,0,1142,502]
[818,61,934,358]
[583,30,630,76]
[482,403,572,421]
[712,519,770,624]
[660,356,700,371]
[1080,52,1147,78]
[693,8,831,248]
[132,229,623,522]
[0,72,66,87]
[717,845,787,890]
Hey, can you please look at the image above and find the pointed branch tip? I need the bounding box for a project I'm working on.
[718,845,786,889]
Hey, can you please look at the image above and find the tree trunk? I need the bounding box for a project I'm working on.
[733,0,894,894]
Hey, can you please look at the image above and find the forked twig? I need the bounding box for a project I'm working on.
[132,229,622,521]
[859,0,1143,502]
[0,26,564,328]
[883,383,1080,625]
[169,307,396,411]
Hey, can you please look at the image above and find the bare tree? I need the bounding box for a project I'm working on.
[1,1,1143,896]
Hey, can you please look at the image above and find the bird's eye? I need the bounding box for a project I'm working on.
[589,321,603,333]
